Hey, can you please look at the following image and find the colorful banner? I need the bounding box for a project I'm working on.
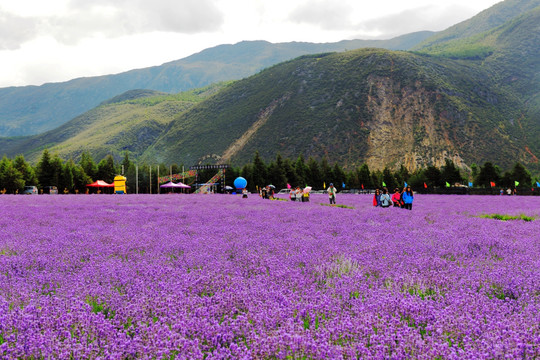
[158,170,197,184]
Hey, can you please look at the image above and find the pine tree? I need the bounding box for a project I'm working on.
[371,170,383,189]
[424,165,443,188]
[0,156,25,194]
[37,149,55,188]
[320,157,333,188]
[97,155,117,183]
[441,159,463,185]
[60,159,76,193]
[50,154,64,188]
[13,155,38,187]
[121,151,131,176]
[382,167,397,190]
[240,164,253,191]
[476,162,500,188]
[79,152,98,181]
[511,162,531,187]
[295,154,307,186]
[332,163,346,189]
[267,154,287,189]
[306,157,321,188]
[252,151,267,188]
[357,164,372,189]
[282,158,298,187]
[72,163,91,193]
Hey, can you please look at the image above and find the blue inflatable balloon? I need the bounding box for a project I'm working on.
[234,177,247,189]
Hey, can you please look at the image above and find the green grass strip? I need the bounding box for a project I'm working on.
[479,213,535,222]
[320,203,355,209]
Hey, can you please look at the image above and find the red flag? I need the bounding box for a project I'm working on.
[287,183,291,189]
[361,184,364,189]
[490,181,495,187]
[424,182,427,188]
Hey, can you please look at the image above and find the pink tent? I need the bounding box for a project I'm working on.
[160,181,191,189]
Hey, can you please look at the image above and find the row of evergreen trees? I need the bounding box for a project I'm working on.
[0,149,536,194]
[233,152,535,192]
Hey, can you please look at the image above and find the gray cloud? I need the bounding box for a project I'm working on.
[0,0,224,48]
[288,1,355,30]
[0,11,39,50]
[288,2,479,39]
[358,5,477,38]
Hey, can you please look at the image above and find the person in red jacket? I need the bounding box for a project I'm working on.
[391,188,402,207]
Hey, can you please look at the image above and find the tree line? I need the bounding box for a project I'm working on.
[0,149,537,194]
[232,152,536,192]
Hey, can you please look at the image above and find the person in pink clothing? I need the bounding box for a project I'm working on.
[391,188,402,208]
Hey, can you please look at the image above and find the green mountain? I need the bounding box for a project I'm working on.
[1,0,538,174]
[413,0,540,50]
[0,33,433,137]
[140,1,539,172]
[0,85,226,162]
[415,6,540,164]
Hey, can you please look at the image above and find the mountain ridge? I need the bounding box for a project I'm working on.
[0,0,538,174]
[0,32,433,137]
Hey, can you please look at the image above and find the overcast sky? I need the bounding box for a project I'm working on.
[0,0,502,88]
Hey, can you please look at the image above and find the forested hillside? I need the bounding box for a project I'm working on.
[0,33,433,137]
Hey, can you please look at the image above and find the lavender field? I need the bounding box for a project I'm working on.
[1,194,539,359]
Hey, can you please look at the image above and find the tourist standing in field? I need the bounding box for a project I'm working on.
[380,188,392,208]
[402,186,414,210]
[327,183,337,204]
[373,189,381,207]
[295,187,302,201]
[290,188,296,201]
[303,189,310,202]
[242,188,248,198]
[392,188,402,207]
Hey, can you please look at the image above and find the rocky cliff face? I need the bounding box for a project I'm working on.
[363,75,470,172]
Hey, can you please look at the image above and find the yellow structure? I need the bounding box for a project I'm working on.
[114,175,127,194]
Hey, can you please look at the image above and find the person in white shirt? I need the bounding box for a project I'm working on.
[327,183,337,204]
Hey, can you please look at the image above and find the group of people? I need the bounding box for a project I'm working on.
[248,183,414,210]
[260,186,275,199]
[290,187,310,202]
[373,186,414,210]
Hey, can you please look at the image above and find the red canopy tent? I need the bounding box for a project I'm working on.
[86,180,114,193]
[86,180,114,187]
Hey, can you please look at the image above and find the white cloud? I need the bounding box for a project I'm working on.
[0,0,504,87]
[288,0,355,30]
